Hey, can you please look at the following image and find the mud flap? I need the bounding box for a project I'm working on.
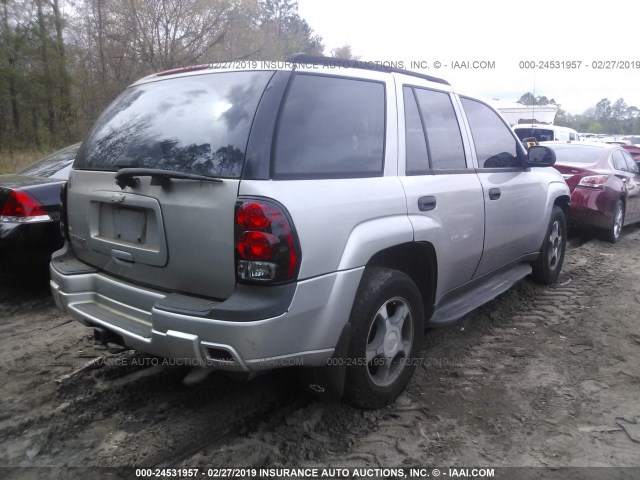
[301,324,350,400]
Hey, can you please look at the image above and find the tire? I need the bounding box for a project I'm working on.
[604,199,624,244]
[531,206,567,284]
[343,267,424,409]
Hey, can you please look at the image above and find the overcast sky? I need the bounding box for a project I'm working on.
[296,0,640,115]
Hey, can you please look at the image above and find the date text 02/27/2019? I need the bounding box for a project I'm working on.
[519,60,640,69]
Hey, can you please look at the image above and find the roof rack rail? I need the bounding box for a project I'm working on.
[286,54,450,86]
[156,64,211,77]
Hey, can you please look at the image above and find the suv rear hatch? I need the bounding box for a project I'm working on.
[68,70,275,299]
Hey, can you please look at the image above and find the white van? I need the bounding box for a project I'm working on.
[513,124,580,143]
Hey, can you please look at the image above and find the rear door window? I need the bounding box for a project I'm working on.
[273,74,385,178]
[74,71,274,178]
[413,88,466,170]
[612,150,627,171]
[622,151,640,173]
[19,144,79,179]
[403,87,429,174]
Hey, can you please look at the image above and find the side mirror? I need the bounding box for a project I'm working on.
[527,145,556,167]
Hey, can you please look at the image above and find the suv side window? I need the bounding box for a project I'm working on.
[403,87,429,174]
[461,97,522,169]
[273,74,385,178]
[414,88,466,170]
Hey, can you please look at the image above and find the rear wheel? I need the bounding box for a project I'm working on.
[532,206,567,284]
[604,199,624,243]
[343,267,424,409]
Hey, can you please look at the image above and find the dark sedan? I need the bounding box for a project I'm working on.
[0,144,80,267]
[544,142,640,243]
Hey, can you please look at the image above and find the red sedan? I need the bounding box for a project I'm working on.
[543,142,640,243]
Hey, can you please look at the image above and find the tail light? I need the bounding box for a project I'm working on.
[0,189,51,223]
[234,198,300,283]
[578,175,608,189]
[60,182,69,239]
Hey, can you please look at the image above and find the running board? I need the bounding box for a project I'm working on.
[429,263,532,325]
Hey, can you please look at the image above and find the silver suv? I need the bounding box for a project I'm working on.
[51,55,570,409]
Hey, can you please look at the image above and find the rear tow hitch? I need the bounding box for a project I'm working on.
[93,327,129,354]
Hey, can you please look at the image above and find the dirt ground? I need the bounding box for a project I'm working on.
[1,227,640,478]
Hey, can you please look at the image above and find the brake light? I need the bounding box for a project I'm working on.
[578,175,608,189]
[237,231,277,260]
[235,199,300,283]
[0,190,51,222]
[236,203,272,230]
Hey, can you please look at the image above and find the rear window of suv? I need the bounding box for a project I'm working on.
[513,128,555,143]
[273,74,385,179]
[74,71,274,178]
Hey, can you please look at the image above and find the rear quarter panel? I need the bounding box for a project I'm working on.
[239,70,408,279]
[238,177,412,279]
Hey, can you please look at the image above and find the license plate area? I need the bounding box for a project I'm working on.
[109,206,148,246]
[87,192,167,267]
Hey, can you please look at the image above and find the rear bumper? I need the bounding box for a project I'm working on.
[569,188,616,229]
[50,249,363,372]
[0,220,62,249]
[0,221,63,267]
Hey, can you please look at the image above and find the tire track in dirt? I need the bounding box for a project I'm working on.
[165,246,593,469]
[178,230,640,470]
[3,230,640,472]
[0,270,314,472]
[359,230,640,468]
[0,345,311,471]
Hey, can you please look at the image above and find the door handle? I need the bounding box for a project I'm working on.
[489,188,501,200]
[418,196,437,212]
[110,249,134,262]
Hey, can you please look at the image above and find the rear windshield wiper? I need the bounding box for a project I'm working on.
[115,168,223,189]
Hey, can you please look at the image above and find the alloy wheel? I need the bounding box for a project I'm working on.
[365,296,413,387]
[547,220,562,270]
[613,205,623,239]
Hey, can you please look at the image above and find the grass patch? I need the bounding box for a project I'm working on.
[0,149,50,175]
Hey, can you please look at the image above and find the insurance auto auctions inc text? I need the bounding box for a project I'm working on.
[251,467,495,478]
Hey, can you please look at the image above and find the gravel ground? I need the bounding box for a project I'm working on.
[1,228,639,478]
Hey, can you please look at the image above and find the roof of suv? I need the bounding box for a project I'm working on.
[133,54,451,88]
[286,54,450,85]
